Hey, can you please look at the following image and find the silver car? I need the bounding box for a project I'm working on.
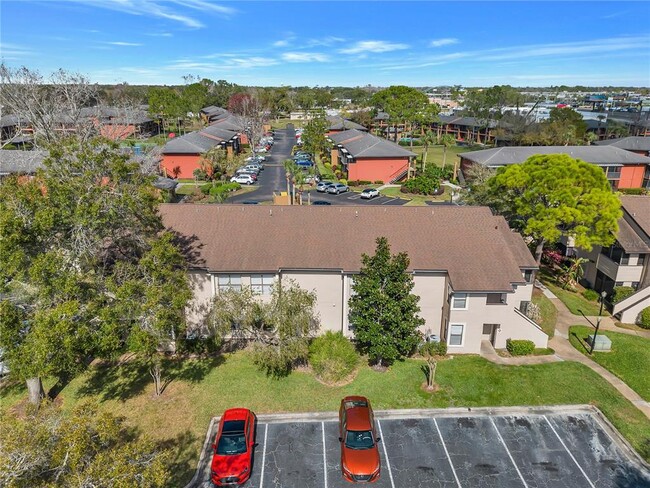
[327,183,349,195]
[317,181,334,192]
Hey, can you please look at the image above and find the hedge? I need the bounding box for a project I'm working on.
[612,286,635,304]
[506,339,535,356]
[638,307,650,329]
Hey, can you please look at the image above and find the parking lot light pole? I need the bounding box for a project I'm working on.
[590,291,607,355]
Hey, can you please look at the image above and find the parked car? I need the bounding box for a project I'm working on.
[317,181,335,192]
[236,171,257,181]
[243,165,261,174]
[305,175,320,184]
[231,174,255,185]
[360,188,380,199]
[312,200,331,205]
[327,183,349,195]
[211,408,256,486]
[339,396,380,483]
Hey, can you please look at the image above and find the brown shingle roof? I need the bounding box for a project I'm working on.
[160,204,536,292]
[617,195,650,253]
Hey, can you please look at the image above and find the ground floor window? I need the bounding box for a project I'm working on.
[218,274,242,293]
[251,274,274,295]
[448,324,465,346]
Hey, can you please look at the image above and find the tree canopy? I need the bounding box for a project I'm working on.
[371,86,438,140]
[348,237,423,366]
[480,154,622,262]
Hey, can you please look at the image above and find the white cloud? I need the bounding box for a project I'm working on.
[0,42,35,58]
[305,36,345,47]
[339,40,409,55]
[429,38,459,48]
[282,52,329,63]
[66,0,237,29]
[273,39,290,47]
[106,41,143,46]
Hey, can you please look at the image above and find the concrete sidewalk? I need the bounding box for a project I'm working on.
[478,286,650,419]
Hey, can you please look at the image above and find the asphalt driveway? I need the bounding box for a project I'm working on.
[190,406,650,488]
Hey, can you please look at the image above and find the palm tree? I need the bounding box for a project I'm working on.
[420,130,437,173]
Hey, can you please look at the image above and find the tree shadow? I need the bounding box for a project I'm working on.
[77,354,225,402]
[157,429,199,487]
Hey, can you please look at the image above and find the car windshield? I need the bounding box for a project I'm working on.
[345,430,374,450]
[216,420,247,455]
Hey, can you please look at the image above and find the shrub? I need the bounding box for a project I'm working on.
[424,165,454,181]
[506,339,535,356]
[309,332,359,384]
[200,183,212,194]
[339,178,347,185]
[359,180,372,185]
[193,168,208,181]
[374,180,384,185]
[541,249,565,267]
[348,180,359,187]
[420,340,447,357]
[612,286,635,304]
[637,307,650,329]
[582,289,600,301]
[402,176,440,195]
[324,162,332,169]
[618,188,647,196]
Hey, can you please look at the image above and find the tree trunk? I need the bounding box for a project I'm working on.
[534,238,546,265]
[150,362,163,397]
[427,358,437,388]
[423,147,428,173]
[442,145,448,168]
[26,377,44,405]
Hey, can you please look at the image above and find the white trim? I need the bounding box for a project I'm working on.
[321,422,328,488]
[543,416,596,488]
[376,420,395,488]
[259,423,268,488]
[490,418,528,488]
[432,418,462,488]
[447,323,466,347]
[451,292,468,310]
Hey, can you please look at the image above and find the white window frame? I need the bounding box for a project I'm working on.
[217,274,242,293]
[251,274,274,295]
[451,293,468,310]
[448,323,465,347]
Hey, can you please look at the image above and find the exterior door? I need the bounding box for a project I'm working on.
[482,324,499,346]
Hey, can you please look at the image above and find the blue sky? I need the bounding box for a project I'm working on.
[1,1,649,87]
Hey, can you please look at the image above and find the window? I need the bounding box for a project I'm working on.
[218,275,241,293]
[448,324,464,346]
[637,255,646,266]
[251,274,274,295]
[620,253,630,265]
[452,293,468,309]
[615,281,624,287]
[523,269,534,283]
[486,293,506,305]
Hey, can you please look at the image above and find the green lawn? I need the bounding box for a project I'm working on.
[532,288,557,338]
[569,325,650,402]
[539,270,605,316]
[410,144,474,169]
[2,352,649,486]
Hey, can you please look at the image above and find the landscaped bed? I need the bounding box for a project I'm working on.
[569,325,650,402]
[539,270,606,316]
[2,352,649,486]
[532,287,557,337]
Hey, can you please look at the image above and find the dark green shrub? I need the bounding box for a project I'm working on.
[359,180,372,185]
[618,188,647,196]
[200,183,212,194]
[309,331,359,384]
[402,176,440,195]
[348,180,359,187]
[612,286,635,304]
[506,339,535,356]
[424,164,454,181]
[374,180,384,185]
[638,307,650,329]
[193,168,208,181]
[582,289,599,301]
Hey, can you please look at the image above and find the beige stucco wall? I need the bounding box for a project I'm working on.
[413,273,447,338]
[187,270,213,327]
[281,271,344,333]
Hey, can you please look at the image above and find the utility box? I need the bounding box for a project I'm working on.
[587,334,612,351]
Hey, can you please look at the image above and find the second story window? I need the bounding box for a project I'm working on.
[486,293,507,305]
[452,293,468,310]
[523,269,534,283]
[251,274,274,295]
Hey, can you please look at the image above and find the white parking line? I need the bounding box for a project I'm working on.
[381,197,398,205]
[259,423,268,488]
[490,418,528,488]
[376,420,396,488]
[432,418,462,488]
[543,415,596,488]
[321,422,328,488]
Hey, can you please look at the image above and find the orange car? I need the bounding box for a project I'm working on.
[338,396,381,483]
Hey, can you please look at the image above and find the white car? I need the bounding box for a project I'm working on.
[360,188,380,199]
[231,174,255,185]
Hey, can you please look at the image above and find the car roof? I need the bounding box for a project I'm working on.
[341,396,372,431]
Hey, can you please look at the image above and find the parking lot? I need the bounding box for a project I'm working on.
[191,406,650,488]
[309,191,410,206]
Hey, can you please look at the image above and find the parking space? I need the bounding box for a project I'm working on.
[193,408,650,487]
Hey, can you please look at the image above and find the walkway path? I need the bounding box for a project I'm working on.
[479,286,650,419]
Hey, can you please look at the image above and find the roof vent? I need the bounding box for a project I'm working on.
[270,209,273,216]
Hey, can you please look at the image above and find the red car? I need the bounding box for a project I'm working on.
[211,408,256,486]
[339,396,381,483]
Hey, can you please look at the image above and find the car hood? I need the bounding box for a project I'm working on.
[211,452,249,477]
[341,446,380,475]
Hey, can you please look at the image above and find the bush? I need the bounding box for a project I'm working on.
[612,286,636,304]
[424,165,454,181]
[339,178,347,185]
[359,180,372,185]
[374,180,384,185]
[348,180,359,187]
[582,289,600,301]
[506,339,535,356]
[637,307,650,329]
[618,188,647,195]
[420,340,447,357]
[200,183,212,194]
[309,332,359,384]
[401,176,440,195]
[324,162,332,169]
